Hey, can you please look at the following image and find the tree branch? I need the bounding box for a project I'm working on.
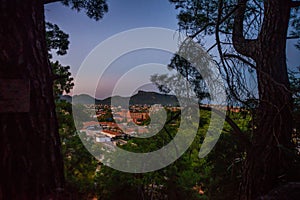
[44,0,61,5]
[224,53,292,94]
[207,43,217,53]
[232,0,257,59]
[221,58,253,105]
[290,1,300,7]
[189,4,239,39]
[214,1,250,106]
[223,53,256,69]
[189,22,215,39]
[287,35,300,39]
[215,0,229,75]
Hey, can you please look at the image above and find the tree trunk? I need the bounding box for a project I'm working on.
[239,1,293,199]
[0,0,64,199]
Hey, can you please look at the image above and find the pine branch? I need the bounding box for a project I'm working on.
[223,54,256,69]
[189,4,239,39]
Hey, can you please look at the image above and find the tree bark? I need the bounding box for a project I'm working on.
[0,0,64,199]
[238,0,293,199]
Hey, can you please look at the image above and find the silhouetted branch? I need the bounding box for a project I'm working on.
[44,0,61,4]
[207,43,217,52]
[287,36,300,39]
[223,54,256,69]
[233,0,257,59]
[189,4,239,39]
[224,53,292,94]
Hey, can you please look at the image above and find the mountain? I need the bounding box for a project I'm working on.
[61,91,179,106]
[130,90,179,106]
[60,94,96,104]
[60,94,72,102]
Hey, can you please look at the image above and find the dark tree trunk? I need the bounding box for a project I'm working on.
[0,0,64,199]
[238,1,293,199]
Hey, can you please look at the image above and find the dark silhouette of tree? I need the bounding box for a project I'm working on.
[46,22,70,59]
[169,0,300,199]
[0,0,107,199]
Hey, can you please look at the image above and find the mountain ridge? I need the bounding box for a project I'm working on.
[61,90,179,106]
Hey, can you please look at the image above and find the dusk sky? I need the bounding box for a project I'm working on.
[45,0,300,99]
[45,0,181,98]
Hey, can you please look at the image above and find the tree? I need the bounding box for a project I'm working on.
[46,22,70,59]
[151,54,210,101]
[0,0,107,199]
[94,109,207,200]
[169,0,300,199]
[45,21,74,98]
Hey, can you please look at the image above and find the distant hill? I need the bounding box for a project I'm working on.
[130,90,179,106]
[61,91,179,106]
[60,94,72,102]
[72,94,97,104]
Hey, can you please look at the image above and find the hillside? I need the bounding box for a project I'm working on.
[61,91,179,106]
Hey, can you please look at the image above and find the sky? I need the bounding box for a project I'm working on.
[45,0,300,99]
[45,0,181,98]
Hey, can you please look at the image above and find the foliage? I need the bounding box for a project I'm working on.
[45,22,74,98]
[61,0,108,21]
[151,54,210,102]
[91,109,249,200]
[52,61,74,98]
[97,108,113,122]
[46,16,97,198]
[46,22,70,59]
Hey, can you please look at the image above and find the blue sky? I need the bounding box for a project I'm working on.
[45,0,300,99]
[45,0,179,74]
[45,0,180,98]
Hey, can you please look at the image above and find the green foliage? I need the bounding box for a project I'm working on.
[97,108,113,122]
[52,61,74,98]
[46,22,70,59]
[55,100,98,198]
[61,0,108,21]
[91,109,248,200]
[53,65,96,197]
[46,17,97,198]
[53,82,248,200]
[45,21,74,99]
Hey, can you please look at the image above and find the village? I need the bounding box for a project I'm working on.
[79,103,242,148]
